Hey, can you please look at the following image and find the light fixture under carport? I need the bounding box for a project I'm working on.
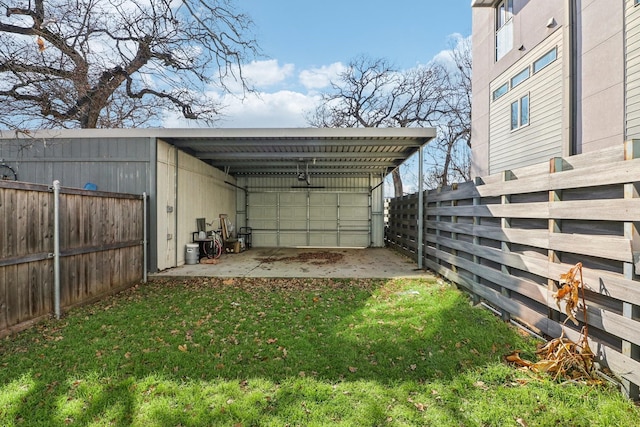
[296,160,310,185]
[293,158,325,189]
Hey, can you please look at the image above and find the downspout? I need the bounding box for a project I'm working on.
[567,0,578,155]
[52,180,61,320]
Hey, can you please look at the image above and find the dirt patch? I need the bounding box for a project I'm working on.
[256,251,344,266]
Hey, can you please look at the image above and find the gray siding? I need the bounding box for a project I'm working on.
[489,31,563,174]
[0,137,152,193]
[626,0,640,139]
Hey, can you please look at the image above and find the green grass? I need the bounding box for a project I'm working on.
[1,277,638,426]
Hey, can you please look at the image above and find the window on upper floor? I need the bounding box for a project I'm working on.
[496,0,514,61]
[511,94,530,131]
[496,0,513,28]
[533,47,557,73]
[510,67,530,88]
[493,82,509,101]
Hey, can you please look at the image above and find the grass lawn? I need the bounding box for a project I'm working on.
[1,276,639,426]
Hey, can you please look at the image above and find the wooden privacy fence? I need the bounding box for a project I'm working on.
[0,180,145,337]
[386,141,640,398]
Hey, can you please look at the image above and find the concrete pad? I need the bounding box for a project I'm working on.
[151,247,433,279]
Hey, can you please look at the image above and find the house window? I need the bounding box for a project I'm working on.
[496,0,514,61]
[497,0,514,28]
[533,47,557,73]
[511,94,530,130]
[510,67,530,88]
[493,82,509,101]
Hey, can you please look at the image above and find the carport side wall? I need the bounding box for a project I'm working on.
[155,139,236,270]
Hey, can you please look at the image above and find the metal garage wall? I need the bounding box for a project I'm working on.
[236,175,385,248]
[0,137,151,192]
[155,140,236,270]
[0,136,158,270]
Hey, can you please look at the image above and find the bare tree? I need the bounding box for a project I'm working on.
[307,55,448,197]
[425,36,471,188]
[0,0,259,129]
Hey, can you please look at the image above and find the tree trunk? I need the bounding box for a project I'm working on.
[392,168,403,197]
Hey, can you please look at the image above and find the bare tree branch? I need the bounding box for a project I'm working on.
[306,54,453,196]
[0,0,260,128]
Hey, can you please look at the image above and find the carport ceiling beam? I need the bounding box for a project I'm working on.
[197,152,407,160]
[230,168,391,174]
[168,139,424,148]
[206,160,398,167]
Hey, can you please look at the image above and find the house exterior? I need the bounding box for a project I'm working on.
[471,0,639,177]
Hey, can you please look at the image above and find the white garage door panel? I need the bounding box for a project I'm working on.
[280,232,308,246]
[247,191,369,248]
[340,232,370,247]
[253,232,278,247]
[279,193,307,234]
[309,232,338,246]
[250,193,279,245]
[309,193,337,232]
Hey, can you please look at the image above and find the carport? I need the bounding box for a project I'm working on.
[163,127,436,250]
[0,127,434,272]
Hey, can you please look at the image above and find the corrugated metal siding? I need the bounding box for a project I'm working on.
[0,138,151,192]
[489,31,563,174]
[626,0,640,138]
[155,140,237,269]
[238,175,372,191]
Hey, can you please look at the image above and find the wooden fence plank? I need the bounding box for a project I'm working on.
[0,267,7,331]
[550,199,640,222]
[429,202,550,219]
[0,182,143,335]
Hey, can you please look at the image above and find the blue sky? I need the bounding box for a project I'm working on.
[165,1,472,128]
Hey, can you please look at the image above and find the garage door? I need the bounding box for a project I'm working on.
[248,191,369,247]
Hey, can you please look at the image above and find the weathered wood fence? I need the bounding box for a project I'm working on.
[0,180,145,337]
[386,142,640,398]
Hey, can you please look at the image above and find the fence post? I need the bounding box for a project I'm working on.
[622,140,640,400]
[471,177,483,305]
[52,180,61,320]
[500,170,514,322]
[548,158,563,323]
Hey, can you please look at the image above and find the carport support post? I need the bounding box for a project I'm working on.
[417,145,424,269]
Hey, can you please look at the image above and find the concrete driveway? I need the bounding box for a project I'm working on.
[152,247,432,279]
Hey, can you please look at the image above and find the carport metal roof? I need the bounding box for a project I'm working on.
[0,127,436,178]
[159,128,436,177]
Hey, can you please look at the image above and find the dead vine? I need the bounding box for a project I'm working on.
[504,263,604,385]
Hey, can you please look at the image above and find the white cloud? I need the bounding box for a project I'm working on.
[218,90,320,127]
[299,62,346,90]
[163,90,320,128]
[431,33,471,70]
[242,59,295,88]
